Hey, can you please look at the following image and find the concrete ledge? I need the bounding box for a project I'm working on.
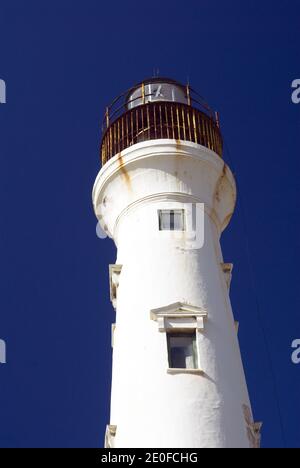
[167,368,204,375]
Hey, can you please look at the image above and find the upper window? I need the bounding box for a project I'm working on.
[167,331,198,370]
[158,209,185,231]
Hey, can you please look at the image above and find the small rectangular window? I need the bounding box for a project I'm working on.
[167,332,198,369]
[158,209,185,231]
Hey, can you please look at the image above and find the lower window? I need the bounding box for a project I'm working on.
[167,331,198,369]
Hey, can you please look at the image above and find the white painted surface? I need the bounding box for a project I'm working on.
[93,140,253,448]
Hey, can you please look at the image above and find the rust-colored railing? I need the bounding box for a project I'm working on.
[101,102,223,165]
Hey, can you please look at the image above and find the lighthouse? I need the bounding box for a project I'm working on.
[92,78,261,449]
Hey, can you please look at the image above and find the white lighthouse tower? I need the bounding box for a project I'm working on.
[93,78,261,449]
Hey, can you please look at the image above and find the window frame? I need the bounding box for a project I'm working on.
[167,330,199,370]
[158,209,186,232]
[150,302,208,375]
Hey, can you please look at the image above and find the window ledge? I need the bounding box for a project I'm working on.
[167,368,204,375]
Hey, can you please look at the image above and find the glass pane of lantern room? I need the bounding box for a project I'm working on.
[128,88,142,109]
[127,82,188,109]
[149,83,173,103]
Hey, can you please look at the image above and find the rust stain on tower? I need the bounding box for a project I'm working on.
[117,152,132,191]
[214,163,227,203]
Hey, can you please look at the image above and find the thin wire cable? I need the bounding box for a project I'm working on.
[223,139,287,448]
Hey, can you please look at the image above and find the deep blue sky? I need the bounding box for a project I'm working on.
[0,0,299,448]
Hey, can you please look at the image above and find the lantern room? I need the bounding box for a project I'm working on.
[101,78,223,165]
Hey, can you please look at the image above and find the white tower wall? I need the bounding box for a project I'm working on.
[93,139,255,448]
